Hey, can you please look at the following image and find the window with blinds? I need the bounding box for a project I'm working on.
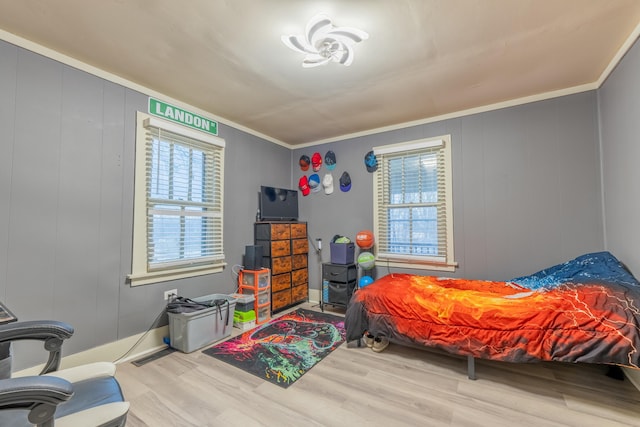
[129,112,226,286]
[373,135,456,271]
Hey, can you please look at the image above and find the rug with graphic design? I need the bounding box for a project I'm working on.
[203,308,346,388]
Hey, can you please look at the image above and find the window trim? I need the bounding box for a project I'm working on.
[373,134,457,272]
[128,112,226,286]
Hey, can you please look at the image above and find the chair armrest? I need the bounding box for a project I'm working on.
[0,321,74,374]
[0,376,73,426]
[0,375,73,406]
[0,320,74,343]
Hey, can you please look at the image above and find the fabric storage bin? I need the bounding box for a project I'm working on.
[330,242,355,264]
[323,263,357,282]
[328,282,349,305]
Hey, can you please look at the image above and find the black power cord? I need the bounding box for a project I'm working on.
[112,304,169,364]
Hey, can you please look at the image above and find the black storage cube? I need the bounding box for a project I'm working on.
[328,282,349,306]
[323,263,357,282]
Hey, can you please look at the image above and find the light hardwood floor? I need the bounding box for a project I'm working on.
[115,304,640,427]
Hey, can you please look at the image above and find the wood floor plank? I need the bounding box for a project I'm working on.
[115,303,640,426]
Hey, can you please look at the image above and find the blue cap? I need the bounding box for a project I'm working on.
[308,173,321,192]
[364,150,378,173]
[340,171,351,192]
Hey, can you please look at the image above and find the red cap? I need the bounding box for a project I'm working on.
[311,152,322,171]
[298,175,310,196]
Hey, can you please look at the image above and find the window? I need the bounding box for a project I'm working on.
[129,112,225,286]
[373,135,456,271]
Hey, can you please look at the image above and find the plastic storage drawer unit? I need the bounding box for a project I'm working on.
[231,293,255,312]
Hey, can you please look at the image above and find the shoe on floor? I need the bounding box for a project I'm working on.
[363,333,374,348]
[372,335,389,352]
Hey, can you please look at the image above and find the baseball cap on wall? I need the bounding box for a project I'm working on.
[340,171,351,192]
[308,173,321,193]
[311,152,323,171]
[299,154,310,171]
[325,151,337,170]
[364,150,378,173]
[322,173,334,194]
[299,175,310,196]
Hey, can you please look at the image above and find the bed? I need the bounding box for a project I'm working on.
[345,251,640,378]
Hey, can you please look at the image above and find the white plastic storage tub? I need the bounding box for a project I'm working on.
[168,294,236,353]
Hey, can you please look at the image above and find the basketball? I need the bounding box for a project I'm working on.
[357,251,375,269]
[356,230,375,249]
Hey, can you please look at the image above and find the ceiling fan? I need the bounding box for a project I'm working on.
[281,14,369,68]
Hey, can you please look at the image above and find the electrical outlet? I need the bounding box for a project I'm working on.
[164,289,177,301]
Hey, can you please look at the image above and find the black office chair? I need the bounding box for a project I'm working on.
[0,320,129,427]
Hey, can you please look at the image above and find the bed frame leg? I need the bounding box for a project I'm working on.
[467,355,477,380]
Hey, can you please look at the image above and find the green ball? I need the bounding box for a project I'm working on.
[357,252,375,269]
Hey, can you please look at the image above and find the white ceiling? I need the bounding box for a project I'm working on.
[1,0,639,147]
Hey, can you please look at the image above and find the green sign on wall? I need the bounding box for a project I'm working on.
[148,98,218,135]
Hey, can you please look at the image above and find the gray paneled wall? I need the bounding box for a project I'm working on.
[0,40,291,369]
[0,35,612,370]
[294,91,604,293]
[599,35,640,277]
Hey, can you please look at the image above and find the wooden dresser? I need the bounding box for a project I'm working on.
[254,221,309,313]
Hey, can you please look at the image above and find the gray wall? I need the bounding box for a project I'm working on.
[294,91,604,292]
[1,33,622,370]
[0,40,291,369]
[599,36,640,276]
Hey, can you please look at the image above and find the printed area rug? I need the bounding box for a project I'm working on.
[202,308,346,388]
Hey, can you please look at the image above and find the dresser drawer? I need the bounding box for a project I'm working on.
[272,273,291,292]
[291,238,308,254]
[271,240,291,257]
[272,290,291,311]
[291,268,308,286]
[328,282,352,305]
[292,254,307,270]
[323,263,357,283]
[255,239,291,257]
[290,223,307,239]
[255,223,291,240]
[271,256,292,275]
[291,284,308,303]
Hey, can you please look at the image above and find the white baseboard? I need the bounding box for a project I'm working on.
[309,288,320,304]
[15,326,169,377]
[15,293,326,377]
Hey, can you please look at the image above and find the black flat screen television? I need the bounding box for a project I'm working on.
[259,186,299,221]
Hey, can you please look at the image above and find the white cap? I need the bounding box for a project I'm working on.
[322,173,334,195]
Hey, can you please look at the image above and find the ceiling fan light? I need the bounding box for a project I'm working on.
[307,14,332,42]
[303,57,331,68]
[331,27,369,43]
[282,14,368,67]
[281,35,312,54]
[339,46,354,66]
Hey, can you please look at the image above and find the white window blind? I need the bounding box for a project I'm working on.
[373,136,455,270]
[129,112,225,285]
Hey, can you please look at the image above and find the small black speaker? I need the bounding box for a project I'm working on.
[244,245,263,270]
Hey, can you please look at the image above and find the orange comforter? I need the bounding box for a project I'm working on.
[345,253,640,368]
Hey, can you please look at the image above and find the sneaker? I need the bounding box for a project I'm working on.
[363,333,374,348]
[372,335,390,353]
